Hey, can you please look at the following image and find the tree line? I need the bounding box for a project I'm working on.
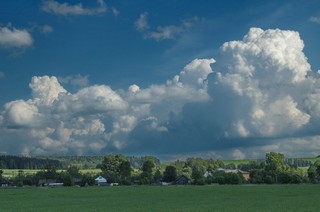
[2,152,320,187]
[0,155,64,169]
[1,155,161,170]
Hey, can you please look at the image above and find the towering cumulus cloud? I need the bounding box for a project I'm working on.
[209,28,311,138]
[0,28,320,159]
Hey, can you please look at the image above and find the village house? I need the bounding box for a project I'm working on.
[175,175,190,185]
[38,179,63,187]
[1,179,16,188]
[95,176,107,186]
[204,171,213,178]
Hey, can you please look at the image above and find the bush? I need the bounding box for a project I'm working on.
[195,178,206,185]
[63,174,72,186]
[81,174,95,186]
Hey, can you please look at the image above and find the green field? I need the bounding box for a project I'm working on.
[0,185,319,211]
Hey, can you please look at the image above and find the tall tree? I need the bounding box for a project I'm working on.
[142,160,155,173]
[66,165,81,178]
[153,169,162,184]
[265,152,287,173]
[191,166,205,185]
[265,152,289,183]
[44,164,58,179]
[140,160,155,184]
[0,169,3,181]
[119,161,131,184]
[101,154,126,183]
[163,165,177,183]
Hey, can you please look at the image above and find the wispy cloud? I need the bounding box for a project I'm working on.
[0,72,5,78]
[29,23,54,34]
[112,7,119,17]
[0,24,33,48]
[310,16,320,24]
[41,0,107,16]
[135,14,201,41]
[134,12,149,32]
[145,25,184,41]
[39,25,54,34]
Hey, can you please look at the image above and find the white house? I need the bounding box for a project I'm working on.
[95,176,107,186]
[204,171,213,178]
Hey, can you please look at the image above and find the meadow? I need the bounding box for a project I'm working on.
[0,184,319,211]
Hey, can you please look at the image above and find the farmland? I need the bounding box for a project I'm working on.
[0,185,319,211]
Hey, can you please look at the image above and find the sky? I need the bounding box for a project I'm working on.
[1,0,320,160]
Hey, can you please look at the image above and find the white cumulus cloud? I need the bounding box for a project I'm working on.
[1,28,320,159]
[209,28,312,138]
[4,100,40,128]
[30,76,67,106]
[0,25,33,48]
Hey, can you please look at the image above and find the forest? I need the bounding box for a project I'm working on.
[0,155,64,169]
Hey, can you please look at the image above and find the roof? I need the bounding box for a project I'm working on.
[95,176,107,183]
[176,175,189,184]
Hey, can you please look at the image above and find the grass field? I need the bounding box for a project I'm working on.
[0,184,319,211]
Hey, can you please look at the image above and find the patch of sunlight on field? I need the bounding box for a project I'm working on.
[2,169,39,178]
[79,169,101,175]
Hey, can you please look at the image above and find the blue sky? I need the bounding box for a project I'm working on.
[0,0,320,159]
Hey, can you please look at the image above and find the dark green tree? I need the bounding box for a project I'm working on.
[142,160,155,173]
[218,172,245,185]
[307,160,320,183]
[163,165,177,183]
[140,160,155,184]
[66,165,81,178]
[143,156,160,167]
[191,166,205,185]
[153,169,162,184]
[44,164,58,179]
[81,173,95,186]
[63,173,73,186]
[101,154,126,183]
[14,170,24,187]
[119,161,131,184]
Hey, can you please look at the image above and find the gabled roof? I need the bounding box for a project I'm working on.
[175,175,189,184]
[95,176,107,183]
